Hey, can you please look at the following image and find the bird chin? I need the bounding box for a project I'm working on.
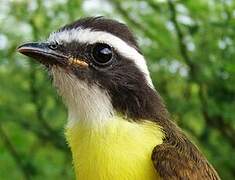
[48,65,74,76]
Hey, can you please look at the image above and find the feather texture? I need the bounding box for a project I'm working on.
[65,116,164,180]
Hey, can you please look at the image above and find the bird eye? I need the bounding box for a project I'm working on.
[92,43,112,65]
[48,43,58,50]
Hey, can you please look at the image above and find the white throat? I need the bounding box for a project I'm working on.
[51,67,114,128]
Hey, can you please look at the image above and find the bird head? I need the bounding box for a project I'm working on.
[18,17,167,127]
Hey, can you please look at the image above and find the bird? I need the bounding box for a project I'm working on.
[17,17,220,180]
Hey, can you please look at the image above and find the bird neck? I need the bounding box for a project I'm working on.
[52,67,115,127]
[52,67,168,127]
[110,83,169,122]
[65,82,114,128]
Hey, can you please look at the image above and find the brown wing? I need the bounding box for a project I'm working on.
[151,143,220,180]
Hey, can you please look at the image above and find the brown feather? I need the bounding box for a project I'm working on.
[151,120,220,180]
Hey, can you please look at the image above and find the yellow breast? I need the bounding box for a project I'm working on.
[65,116,164,180]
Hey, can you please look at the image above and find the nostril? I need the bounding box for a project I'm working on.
[48,43,58,50]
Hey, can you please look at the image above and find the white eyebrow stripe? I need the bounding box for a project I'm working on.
[48,28,154,88]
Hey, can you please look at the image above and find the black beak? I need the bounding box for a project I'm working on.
[17,42,68,66]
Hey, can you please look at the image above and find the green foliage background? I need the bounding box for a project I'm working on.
[0,0,234,179]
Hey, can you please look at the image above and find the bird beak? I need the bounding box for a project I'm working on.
[17,42,68,66]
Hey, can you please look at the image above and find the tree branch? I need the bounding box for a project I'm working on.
[0,124,33,180]
[166,0,235,147]
[167,0,196,78]
[109,0,161,42]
